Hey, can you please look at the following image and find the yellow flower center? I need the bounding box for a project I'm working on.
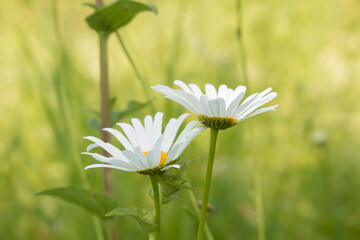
[143,151,168,167]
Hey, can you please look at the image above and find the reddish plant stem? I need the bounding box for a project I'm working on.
[99,33,113,195]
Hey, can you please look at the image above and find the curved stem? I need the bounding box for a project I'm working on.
[150,175,161,240]
[115,32,157,112]
[197,128,219,240]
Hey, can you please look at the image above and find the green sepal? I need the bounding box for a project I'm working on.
[158,159,196,204]
[85,0,158,35]
[106,207,156,232]
[36,186,118,219]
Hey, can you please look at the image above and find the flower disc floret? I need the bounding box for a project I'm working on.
[151,80,278,130]
[82,112,206,175]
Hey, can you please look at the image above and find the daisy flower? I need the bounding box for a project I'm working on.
[151,80,278,130]
[82,112,206,175]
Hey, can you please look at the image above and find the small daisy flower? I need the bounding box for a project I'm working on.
[82,112,206,175]
[151,80,278,130]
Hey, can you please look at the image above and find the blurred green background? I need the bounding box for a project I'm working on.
[1,0,360,239]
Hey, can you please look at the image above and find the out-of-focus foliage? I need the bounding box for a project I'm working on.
[1,0,360,239]
[36,186,118,219]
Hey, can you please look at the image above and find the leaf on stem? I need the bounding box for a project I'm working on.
[85,0,158,35]
[87,100,150,131]
[111,100,150,126]
[36,186,118,219]
[158,159,197,204]
[106,207,156,232]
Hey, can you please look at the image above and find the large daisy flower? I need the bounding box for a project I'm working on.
[151,80,278,130]
[82,113,206,175]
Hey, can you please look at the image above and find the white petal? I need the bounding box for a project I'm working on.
[83,136,123,158]
[165,94,200,114]
[162,113,189,153]
[175,91,203,114]
[103,128,133,150]
[174,80,192,93]
[240,105,278,121]
[217,84,228,99]
[189,83,203,98]
[237,92,277,119]
[134,147,150,169]
[227,86,246,105]
[117,123,140,149]
[205,84,217,99]
[144,115,153,142]
[218,98,226,117]
[168,124,206,161]
[86,143,99,152]
[231,94,259,117]
[151,135,164,167]
[199,95,212,116]
[171,121,199,148]
[225,90,246,116]
[151,85,175,95]
[122,149,147,170]
[107,159,140,171]
[85,164,133,172]
[81,152,110,163]
[225,89,235,103]
[169,125,206,160]
[152,112,163,143]
[208,99,220,117]
[131,118,149,151]
[162,164,180,171]
[257,87,272,98]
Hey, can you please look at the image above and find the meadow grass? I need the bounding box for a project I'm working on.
[1,0,360,239]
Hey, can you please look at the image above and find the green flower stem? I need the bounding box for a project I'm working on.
[197,128,219,240]
[150,175,161,240]
[115,32,157,112]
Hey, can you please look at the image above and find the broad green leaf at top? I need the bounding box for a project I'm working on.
[85,0,158,35]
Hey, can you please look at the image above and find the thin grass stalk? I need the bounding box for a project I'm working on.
[187,179,214,240]
[115,32,157,112]
[235,0,249,87]
[253,155,266,240]
[164,2,187,117]
[51,1,105,239]
[235,1,266,239]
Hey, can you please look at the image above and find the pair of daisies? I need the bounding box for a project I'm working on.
[83,81,278,174]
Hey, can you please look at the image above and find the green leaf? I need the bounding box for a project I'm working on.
[111,100,150,125]
[36,186,118,219]
[86,100,149,130]
[157,159,197,204]
[106,207,156,232]
[86,0,158,35]
[88,117,101,131]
